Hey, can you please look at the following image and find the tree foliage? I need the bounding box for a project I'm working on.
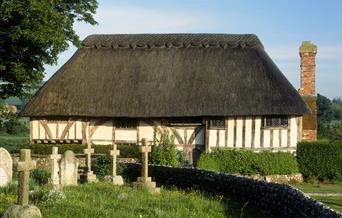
[317,93,342,140]
[150,128,180,167]
[0,0,98,98]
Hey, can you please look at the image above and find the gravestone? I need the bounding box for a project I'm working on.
[50,146,61,188]
[0,147,12,187]
[84,143,97,183]
[133,138,160,193]
[2,149,42,218]
[110,143,124,185]
[59,150,79,186]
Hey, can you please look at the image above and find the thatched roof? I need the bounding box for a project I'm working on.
[20,34,310,118]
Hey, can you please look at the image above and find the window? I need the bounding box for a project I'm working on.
[209,119,225,129]
[263,116,288,128]
[115,118,137,129]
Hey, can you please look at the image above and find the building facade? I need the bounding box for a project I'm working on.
[21,34,315,163]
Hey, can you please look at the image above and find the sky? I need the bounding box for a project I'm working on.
[44,0,342,99]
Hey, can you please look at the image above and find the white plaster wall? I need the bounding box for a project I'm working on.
[91,121,112,140]
[219,130,225,147]
[75,121,83,139]
[235,118,243,148]
[290,117,298,147]
[273,129,279,148]
[227,118,234,148]
[281,129,287,147]
[208,129,216,147]
[115,129,137,142]
[31,120,39,139]
[139,124,154,142]
[263,129,270,148]
[254,117,261,148]
[58,123,66,139]
[245,117,252,148]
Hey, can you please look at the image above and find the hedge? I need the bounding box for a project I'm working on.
[297,141,342,181]
[122,164,340,217]
[197,149,299,176]
[8,143,139,158]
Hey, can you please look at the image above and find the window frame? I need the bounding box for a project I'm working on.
[208,118,225,129]
[262,116,289,129]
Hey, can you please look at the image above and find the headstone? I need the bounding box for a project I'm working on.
[84,143,97,183]
[133,138,160,193]
[49,147,61,188]
[2,149,42,218]
[0,147,12,187]
[59,150,79,186]
[17,149,36,205]
[110,143,124,185]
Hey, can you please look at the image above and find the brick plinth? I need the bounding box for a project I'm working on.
[302,129,317,141]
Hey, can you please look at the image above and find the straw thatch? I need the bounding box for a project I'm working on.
[20,34,310,118]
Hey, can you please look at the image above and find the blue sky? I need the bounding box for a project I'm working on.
[45,0,342,99]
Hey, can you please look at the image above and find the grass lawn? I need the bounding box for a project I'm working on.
[291,182,342,213]
[0,182,266,218]
[0,133,28,152]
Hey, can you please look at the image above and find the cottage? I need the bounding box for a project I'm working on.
[20,34,317,163]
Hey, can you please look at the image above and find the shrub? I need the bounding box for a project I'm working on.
[197,149,298,176]
[31,168,50,185]
[92,155,111,179]
[117,144,139,158]
[28,144,84,155]
[150,129,179,167]
[297,141,342,181]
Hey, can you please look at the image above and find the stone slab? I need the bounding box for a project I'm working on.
[0,147,12,187]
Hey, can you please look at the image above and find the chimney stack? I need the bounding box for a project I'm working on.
[299,41,317,141]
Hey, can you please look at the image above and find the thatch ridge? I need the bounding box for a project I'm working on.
[20,34,310,118]
[82,33,263,49]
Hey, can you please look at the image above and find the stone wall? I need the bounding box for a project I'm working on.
[124,164,341,218]
[11,154,137,171]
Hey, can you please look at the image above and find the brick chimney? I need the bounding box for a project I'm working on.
[299,41,317,141]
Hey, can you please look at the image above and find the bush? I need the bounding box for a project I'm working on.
[31,168,50,185]
[297,141,342,181]
[117,144,139,158]
[28,144,84,155]
[197,149,298,176]
[150,129,179,167]
[92,155,111,179]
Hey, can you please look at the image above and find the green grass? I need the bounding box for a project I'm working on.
[292,182,342,194]
[291,182,342,213]
[0,182,266,218]
[0,133,29,152]
[313,196,342,212]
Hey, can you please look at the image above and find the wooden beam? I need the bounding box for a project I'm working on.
[82,120,87,144]
[89,119,107,138]
[39,120,53,139]
[205,119,209,152]
[60,120,74,139]
[170,127,184,144]
[188,126,202,145]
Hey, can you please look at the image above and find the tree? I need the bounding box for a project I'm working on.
[0,0,98,99]
[317,94,334,121]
